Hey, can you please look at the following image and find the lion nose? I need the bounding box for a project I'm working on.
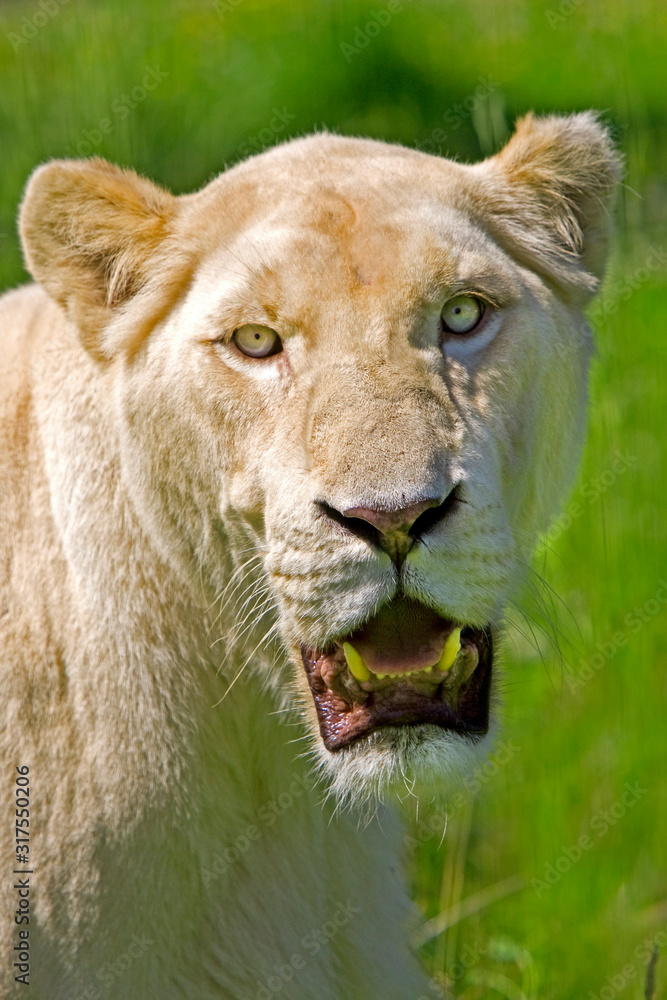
[341,499,439,536]
[317,489,459,569]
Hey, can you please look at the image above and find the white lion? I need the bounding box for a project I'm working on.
[0,113,618,998]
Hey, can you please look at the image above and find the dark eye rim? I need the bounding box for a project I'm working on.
[440,295,487,337]
[230,325,284,359]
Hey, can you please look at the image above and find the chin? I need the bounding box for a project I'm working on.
[308,721,495,814]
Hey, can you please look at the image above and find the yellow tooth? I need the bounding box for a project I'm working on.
[438,627,462,672]
[343,642,371,682]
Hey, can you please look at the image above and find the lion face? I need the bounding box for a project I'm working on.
[20,114,619,798]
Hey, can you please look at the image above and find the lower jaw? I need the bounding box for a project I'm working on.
[302,626,493,752]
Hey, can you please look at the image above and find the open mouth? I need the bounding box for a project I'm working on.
[301,597,493,751]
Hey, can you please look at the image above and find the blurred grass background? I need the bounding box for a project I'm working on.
[1,0,665,996]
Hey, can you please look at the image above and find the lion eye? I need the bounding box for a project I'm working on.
[441,295,484,335]
[232,324,282,358]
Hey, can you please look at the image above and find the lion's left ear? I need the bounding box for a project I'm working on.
[19,158,177,360]
[474,112,622,295]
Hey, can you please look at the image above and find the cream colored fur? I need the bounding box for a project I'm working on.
[0,113,619,998]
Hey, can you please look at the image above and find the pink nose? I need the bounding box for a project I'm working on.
[342,498,440,537]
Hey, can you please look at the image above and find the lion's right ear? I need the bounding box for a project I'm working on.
[19,159,177,360]
[474,112,622,299]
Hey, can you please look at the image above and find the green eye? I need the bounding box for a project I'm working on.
[441,295,484,335]
[232,324,282,358]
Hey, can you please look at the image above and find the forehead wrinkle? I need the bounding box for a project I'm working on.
[291,184,424,293]
[243,226,442,346]
[208,191,520,344]
[301,186,358,236]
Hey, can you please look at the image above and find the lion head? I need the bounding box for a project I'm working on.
[20,113,619,802]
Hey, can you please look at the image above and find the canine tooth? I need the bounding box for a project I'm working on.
[438,627,462,672]
[343,642,371,682]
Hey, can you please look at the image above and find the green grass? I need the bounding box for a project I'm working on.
[1,1,665,996]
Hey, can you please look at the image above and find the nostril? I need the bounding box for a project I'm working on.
[341,498,441,537]
[316,501,382,547]
[316,486,461,558]
[409,485,461,539]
